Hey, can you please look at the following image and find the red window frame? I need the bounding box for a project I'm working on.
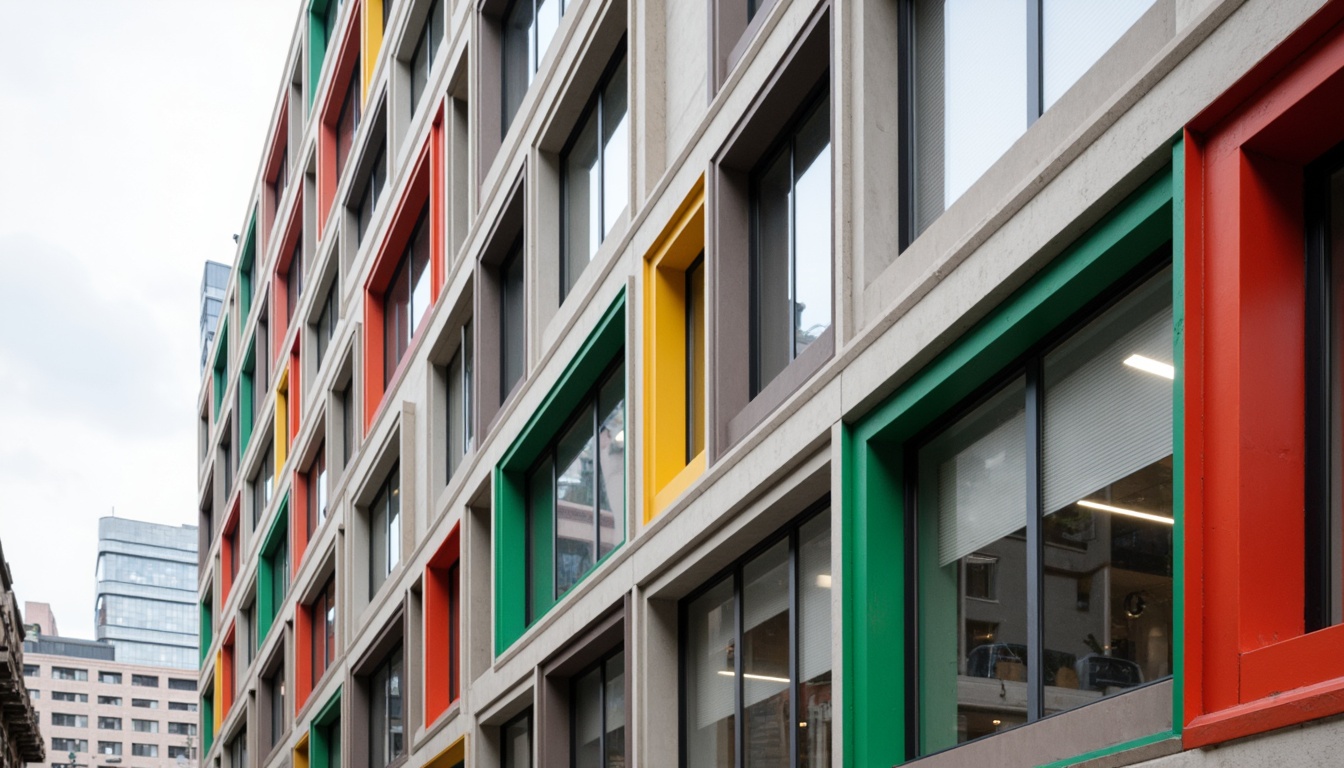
[1185,0,1344,746]
[318,2,363,233]
[221,623,237,717]
[295,574,336,715]
[362,109,446,433]
[424,524,461,725]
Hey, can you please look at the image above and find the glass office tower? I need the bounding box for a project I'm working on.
[94,518,199,669]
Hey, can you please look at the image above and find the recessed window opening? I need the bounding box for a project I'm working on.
[502,0,566,136]
[686,255,706,462]
[500,237,526,402]
[571,648,625,767]
[383,208,432,387]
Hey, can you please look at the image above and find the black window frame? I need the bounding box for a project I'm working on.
[1305,139,1344,632]
[500,0,568,138]
[677,498,831,768]
[335,62,363,183]
[499,236,526,402]
[382,207,432,387]
[499,708,533,768]
[368,644,406,768]
[314,279,339,372]
[357,143,389,245]
[409,0,446,118]
[369,463,403,597]
[568,646,625,768]
[559,41,629,302]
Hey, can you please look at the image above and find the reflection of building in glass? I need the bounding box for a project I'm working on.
[200,260,229,375]
[94,518,198,670]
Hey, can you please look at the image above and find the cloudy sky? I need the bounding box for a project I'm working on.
[0,0,303,640]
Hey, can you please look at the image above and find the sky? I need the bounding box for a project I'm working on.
[0,0,304,640]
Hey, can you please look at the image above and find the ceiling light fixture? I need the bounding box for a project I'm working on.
[1077,499,1174,525]
[1124,354,1175,380]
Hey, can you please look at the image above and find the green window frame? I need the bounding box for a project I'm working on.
[843,153,1185,766]
[258,495,291,644]
[310,687,342,768]
[308,0,344,112]
[213,315,230,421]
[239,213,258,321]
[495,290,626,654]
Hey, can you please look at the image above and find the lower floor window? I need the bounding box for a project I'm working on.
[683,504,832,767]
[501,709,532,768]
[911,264,1174,754]
[572,649,625,767]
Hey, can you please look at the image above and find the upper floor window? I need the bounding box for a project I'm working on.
[409,0,446,117]
[1306,141,1344,630]
[336,60,361,183]
[573,649,624,766]
[167,678,195,691]
[502,0,565,136]
[23,664,38,677]
[315,280,338,374]
[751,88,831,397]
[96,671,119,684]
[52,668,87,682]
[500,238,526,401]
[903,0,1156,242]
[910,265,1173,756]
[272,146,290,222]
[383,208,432,386]
[683,506,831,767]
[500,709,532,768]
[287,240,305,325]
[561,47,629,301]
[370,465,402,597]
[357,144,388,245]
[369,645,405,768]
[311,575,337,684]
[525,361,625,621]
[308,443,329,536]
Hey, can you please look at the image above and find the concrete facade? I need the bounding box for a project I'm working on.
[196,0,1344,766]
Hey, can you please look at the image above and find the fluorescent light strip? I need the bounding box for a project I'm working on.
[1076,499,1174,525]
[1124,354,1175,380]
[716,670,791,684]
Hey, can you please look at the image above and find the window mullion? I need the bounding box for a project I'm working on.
[593,389,602,557]
[1027,0,1044,124]
[597,91,606,240]
[787,138,798,363]
[788,529,800,768]
[1025,357,1045,721]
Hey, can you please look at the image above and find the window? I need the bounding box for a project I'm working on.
[312,576,338,685]
[907,266,1173,754]
[339,379,356,470]
[370,465,402,596]
[168,677,196,691]
[131,698,157,708]
[902,0,1156,243]
[315,281,338,372]
[500,709,532,768]
[51,714,88,728]
[133,743,159,758]
[169,701,198,712]
[335,60,361,182]
[98,696,121,707]
[441,323,473,483]
[98,716,122,731]
[258,301,271,388]
[23,664,38,677]
[287,239,305,325]
[265,660,286,749]
[425,529,461,722]
[501,0,565,135]
[686,257,706,460]
[228,730,247,768]
[682,506,831,767]
[369,646,405,768]
[309,444,329,536]
[272,146,290,222]
[1306,141,1344,631]
[382,208,432,385]
[572,649,624,767]
[169,746,192,759]
[131,675,159,688]
[262,506,292,640]
[750,87,831,397]
[500,238,525,401]
[51,668,87,682]
[28,690,39,699]
[132,719,159,734]
[50,692,87,703]
[357,144,387,245]
[98,742,122,756]
[525,361,625,621]
[52,738,87,753]
[169,722,197,736]
[409,0,445,117]
[561,47,629,299]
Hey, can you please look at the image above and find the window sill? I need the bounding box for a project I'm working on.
[724,326,834,451]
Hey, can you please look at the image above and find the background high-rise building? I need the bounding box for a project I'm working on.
[93,519,197,670]
[199,261,229,376]
[0,541,44,768]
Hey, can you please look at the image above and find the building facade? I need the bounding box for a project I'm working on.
[195,0,1344,766]
[22,634,201,768]
[1,544,44,768]
[95,520,199,671]
[203,262,232,376]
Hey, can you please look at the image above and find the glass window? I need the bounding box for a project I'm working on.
[370,465,402,597]
[336,62,361,182]
[907,0,1156,241]
[912,267,1174,754]
[1306,143,1344,630]
[561,48,629,299]
[750,88,831,397]
[340,383,356,469]
[358,144,388,245]
[50,692,87,703]
[52,738,88,753]
[227,730,246,768]
[98,742,122,756]
[51,714,88,728]
[572,649,624,768]
[287,240,305,325]
[98,697,121,707]
[409,0,445,117]
[525,362,625,621]
[309,444,329,536]
[682,507,832,768]
[51,668,87,682]
[133,743,159,758]
[131,698,157,709]
[169,746,192,759]
[383,208,432,386]
[312,576,338,684]
[501,0,565,136]
[266,662,285,748]
[315,281,338,371]
[168,701,198,712]
[168,722,197,736]
[445,323,472,482]
[132,719,159,733]
[500,239,526,401]
[500,709,532,768]
[168,678,195,691]
[370,646,405,768]
[23,664,38,677]
[686,256,706,460]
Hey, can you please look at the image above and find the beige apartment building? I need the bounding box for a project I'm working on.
[22,610,199,768]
